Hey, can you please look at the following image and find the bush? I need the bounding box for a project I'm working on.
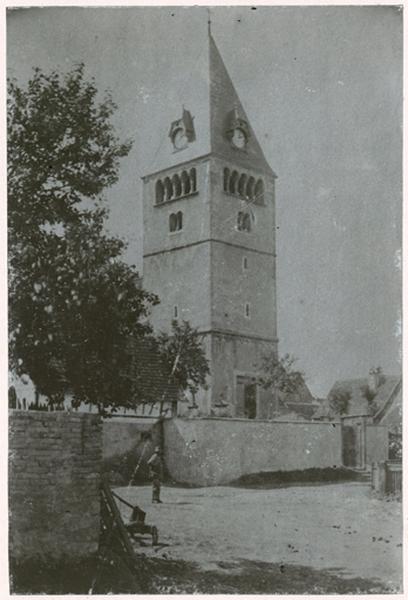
[230,467,361,488]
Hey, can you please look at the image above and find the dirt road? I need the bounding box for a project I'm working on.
[117,481,402,593]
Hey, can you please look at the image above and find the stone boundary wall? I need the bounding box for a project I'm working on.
[163,417,342,486]
[103,416,161,459]
[102,417,161,485]
[9,410,102,562]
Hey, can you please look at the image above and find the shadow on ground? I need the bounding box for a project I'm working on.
[11,555,399,594]
[147,557,397,595]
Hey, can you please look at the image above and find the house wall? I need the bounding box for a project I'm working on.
[9,411,102,562]
[163,417,342,486]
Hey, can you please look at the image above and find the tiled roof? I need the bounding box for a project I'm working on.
[128,336,180,405]
[280,380,315,405]
[373,378,402,429]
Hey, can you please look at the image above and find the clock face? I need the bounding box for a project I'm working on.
[173,129,188,150]
[231,127,247,149]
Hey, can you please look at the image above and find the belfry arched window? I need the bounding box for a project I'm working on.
[190,168,197,192]
[154,168,198,206]
[246,177,255,201]
[181,171,191,195]
[164,177,173,201]
[229,171,239,194]
[172,174,182,197]
[223,167,265,205]
[238,173,247,197]
[255,179,264,203]
[169,211,183,232]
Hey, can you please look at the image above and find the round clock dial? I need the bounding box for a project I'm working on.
[231,127,247,149]
[173,129,188,150]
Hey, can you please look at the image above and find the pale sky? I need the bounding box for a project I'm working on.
[7,5,402,397]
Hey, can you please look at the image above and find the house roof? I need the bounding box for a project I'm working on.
[373,378,402,429]
[277,381,319,420]
[128,336,179,405]
[328,374,401,420]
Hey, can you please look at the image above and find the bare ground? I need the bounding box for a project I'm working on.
[115,481,402,594]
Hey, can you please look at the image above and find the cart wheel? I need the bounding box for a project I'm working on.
[151,526,158,546]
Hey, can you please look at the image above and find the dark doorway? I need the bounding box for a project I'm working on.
[244,383,257,419]
[342,425,357,467]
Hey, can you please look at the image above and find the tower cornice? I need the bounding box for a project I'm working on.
[141,151,277,182]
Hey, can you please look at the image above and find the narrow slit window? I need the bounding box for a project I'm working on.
[243,256,248,270]
[174,306,178,319]
[245,303,250,318]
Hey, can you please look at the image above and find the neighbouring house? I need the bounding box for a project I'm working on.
[314,368,401,424]
[272,381,321,421]
[313,368,402,464]
[325,369,401,423]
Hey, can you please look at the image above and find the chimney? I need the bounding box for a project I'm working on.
[368,367,380,394]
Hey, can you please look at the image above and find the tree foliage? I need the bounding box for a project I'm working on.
[8,64,158,413]
[360,367,385,415]
[257,352,305,395]
[8,63,131,241]
[157,320,210,398]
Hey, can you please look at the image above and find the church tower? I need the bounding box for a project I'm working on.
[142,28,278,418]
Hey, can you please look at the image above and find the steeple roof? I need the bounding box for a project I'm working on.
[144,30,275,178]
[208,34,275,176]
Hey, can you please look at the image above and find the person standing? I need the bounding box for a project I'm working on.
[147,445,163,504]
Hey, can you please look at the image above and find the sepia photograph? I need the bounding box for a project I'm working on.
[6,4,403,595]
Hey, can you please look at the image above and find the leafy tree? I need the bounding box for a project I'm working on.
[8,64,158,413]
[360,367,385,415]
[328,389,351,416]
[156,320,210,412]
[8,63,131,242]
[257,352,305,395]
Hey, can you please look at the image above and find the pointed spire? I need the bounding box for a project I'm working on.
[208,33,275,176]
